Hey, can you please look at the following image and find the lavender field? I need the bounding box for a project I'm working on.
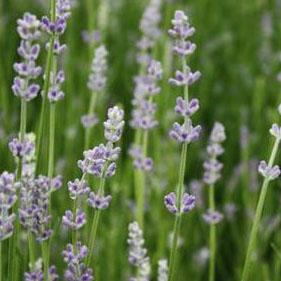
[0,0,281,280]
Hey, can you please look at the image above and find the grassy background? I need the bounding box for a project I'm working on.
[1,0,281,280]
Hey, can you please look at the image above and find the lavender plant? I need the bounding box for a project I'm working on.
[164,10,201,281]
[203,122,226,281]
[127,221,151,281]
[241,120,281,281]
[82,44,108,149]
[129,0,162,228]
[9,12,42,281]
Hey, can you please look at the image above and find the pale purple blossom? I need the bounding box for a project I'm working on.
[9,137,35,158]
[164,192,196,214]
[258,160,280,180]
[81,114,99,128]
[62,209,86,230]
[203,209,224,225]
[87,192,112,210]
[269,124,281,140]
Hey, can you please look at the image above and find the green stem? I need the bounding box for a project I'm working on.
[208,185,216,281]
[36,0,56,175]
[42,241,49,281]
[86,177,106,266]
[8,99,27,281]
[28,232,36,268]
[48,104,56,178]
[84,93,97,150]
[241,138,280,281]
[0,242,2,281]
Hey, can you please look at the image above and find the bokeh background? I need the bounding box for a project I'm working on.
[1,0,281,280]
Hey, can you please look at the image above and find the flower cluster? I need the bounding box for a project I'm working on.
[9,136,35,159]
[258,160,280,181]
[19,175,62,241]
[87,45,108,93]
[41,0,71,103]
[137,0,162,64]
[168,10,201,144]
[0,172,17,241]
[202,209,224,225]
[12,13,42,101]
[24,262,58,281]
[128,145,153,171]
[164,192,196,214]
[157,259,168,281]
[62,209,86,230]
[203,122,226,185]
[62,242,93,281]
[130,60,162,131]
[128,222,150,281]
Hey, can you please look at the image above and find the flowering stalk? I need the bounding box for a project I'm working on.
[202,122,226,281]
[82,45,108,150]
[36,0,56,174]
[129,0,162,228]
[9,12,42,280]
[241,123,281,281]
[85,106,125,266]
[163,10,201,281]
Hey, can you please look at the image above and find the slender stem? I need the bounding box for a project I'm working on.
[208,184,216,281]
[86,177,106,266]
[168,56,189,281]
[241,138,280,281]
[84,93,97,150]
[72,199,77,246]
[168,141,188,281]
[36,0,56,175]
[42,241,49,281]
[8,99,27,281]
[0,242,2,281]
[48,104,56,178]
[28,232,36,268]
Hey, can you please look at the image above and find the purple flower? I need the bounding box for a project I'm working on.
[164,192,178,214]
[258,160,281,180]
[87,192,112,210]
[47,70,65,102]
[169,69,201,87]
[269,124,281,140]
[129,145,153,172]
[81,114,99,128]
[68,179,90,200]
[175,97,199,117]
[104,106,125,143]
[13,13,42,102]
[9,137,35,158]
[0,172,17,241]
[169,120,201,143]
[87,45,108,92]
[203,209,223,225]
[62,209,86,230]
[62,242,93,281]
[82,30,101,44]
[181,193,196,213]
[128,222,151,279]
[203,122,226,185]
[17,13,41,41]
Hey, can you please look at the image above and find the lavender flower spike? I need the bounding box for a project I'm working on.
[0,172,17,241]
[128,221,151,280]
[258,160,281,180]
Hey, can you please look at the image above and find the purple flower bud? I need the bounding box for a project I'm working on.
[169,120,201,143]
[258,160,281,180]
[164,192,178,214]
[169,70,201,87]
[269,124,281,140]
[81,114,99,128]
[175,97,199,117]
[181,192,196,213]
[203,209,223,225]
[88,192,112,210]
[17,13,41,41]
[62,209,86,230]
[68,179,90,200]
[9,137,35,158]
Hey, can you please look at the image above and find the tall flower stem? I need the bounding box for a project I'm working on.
[8,99,27,281]
[0,242,2,281]
[168,57,189,281]
[241,138,280,281]
[84,92,97,150]
[86,176,106,266]
[208,184,216,281]
[42,241,49,281]
[36,0,56,174]
[168,141,188,281]
[28,232,36,267]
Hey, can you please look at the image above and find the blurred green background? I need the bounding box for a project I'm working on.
[1,0,281,280]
